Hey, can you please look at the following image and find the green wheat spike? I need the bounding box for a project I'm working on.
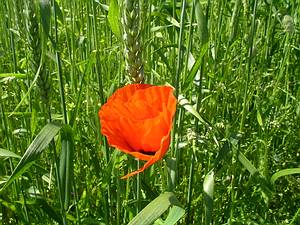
[121,0,144,83]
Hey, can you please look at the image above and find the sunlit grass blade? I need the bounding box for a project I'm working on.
[39,0,51,38]
[271,168,300,185]
[289,207,300,225]
[0,148,21,158]
[128,192,182,225]
[0,122,62,191]
[238,152,272,197]
[194,0,208,44]
[108,0,121,39]
[0,73,26,78]
[59,125,74,209]
[203,170,214,225]
[178,94,209,127]
[182,43,208,91]
[69,57,93,127]
[238,151,258,175]
[8,63,42,117]
[174,0,187,96]
[163,205,185,225]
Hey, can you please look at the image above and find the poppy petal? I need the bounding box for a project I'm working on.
[111,84,152,102]
[121,134,171,179]
[99,84,177,178]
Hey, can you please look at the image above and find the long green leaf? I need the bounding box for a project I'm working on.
[178,94,209,126]
[182,43,208,90]
[203,170,214,225]
[0,73,26,78]
[194,0,208,44]
[8,62,43,117]
[0,148,21,158]
[59,125,74,209]
[271,168,300,185]
[108,0,121,39]
[163,205,185,225]
[238,152,258,175]
[238,152,272,196]
[128,192,182,225]
[39,0,51,38]
[0,122,63,192]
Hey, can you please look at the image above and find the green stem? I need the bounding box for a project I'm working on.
[52,1,68,224]
[136,159,141,213]
[240,0,257,133]
[171,0,187,190]
[47,0,68,125]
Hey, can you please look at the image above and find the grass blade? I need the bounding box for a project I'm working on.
[238,152,258,175]
[0,122,63,191]
[194,0,208,44]
[108,0,121,39]
[182,43,208,91]
[128,192,182,225]
[0,73,26,78]
[271,168,300,185]
[59,125,74,209]
[8,63,42,117]
[203,170,214,225]
[164,205,185,225]
[39,0,51,38]
[36,197,63,225]
[0,148,21,158]
[238,152,272,197]
[178,94,209,126]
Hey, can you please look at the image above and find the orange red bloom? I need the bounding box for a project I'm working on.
[98,84,177,179]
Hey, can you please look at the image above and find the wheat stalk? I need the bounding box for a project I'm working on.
[27,0,50,104]
[121,0,144,83]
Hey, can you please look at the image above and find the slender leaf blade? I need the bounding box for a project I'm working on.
[128,192,181,225]
[182,43,208,90]
[203,170,214,225]
[108,0,121,39]
[163,205,185,225]
[0,148,21,158]
[59,125,74,209]
[39,0,51,38]
[0,73,26,78]
[0,122,63,191]
[238,152,258,175]
[271,168,300,185]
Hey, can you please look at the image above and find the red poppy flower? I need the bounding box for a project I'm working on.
[99,84,177,179]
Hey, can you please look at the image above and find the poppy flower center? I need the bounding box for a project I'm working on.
[138,150,156,156]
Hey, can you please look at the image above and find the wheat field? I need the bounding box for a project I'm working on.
[0,0,299,224]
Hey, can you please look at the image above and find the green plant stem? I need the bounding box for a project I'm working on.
[52,1,68,224]
[136,159,141,213]
[171,0,186,191]
[289,207,300,225]
[7,2,17,73]
[174,0,186,96]
[186,145,195,224]
[240,0,257,133]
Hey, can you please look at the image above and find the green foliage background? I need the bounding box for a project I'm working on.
[0,0,299,224]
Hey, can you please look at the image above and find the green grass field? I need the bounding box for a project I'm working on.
[0,0,300,224]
